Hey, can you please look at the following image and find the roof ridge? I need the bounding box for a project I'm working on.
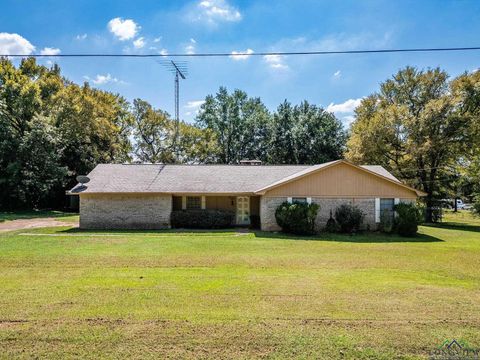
[99,163,312,167]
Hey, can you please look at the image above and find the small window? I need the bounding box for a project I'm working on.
[292,197,307,204]
[380,198,395,220]
[186,196,201,210]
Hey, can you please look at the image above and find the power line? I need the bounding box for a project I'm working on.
[2,46,480,58]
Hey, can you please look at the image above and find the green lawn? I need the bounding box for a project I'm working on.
[0,212,479,359]
[0,210,79,223]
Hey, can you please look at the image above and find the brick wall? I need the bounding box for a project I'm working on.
[260,196,377,232]
[312,198,376,231]
[80,194,172,229]
[260,197,285,231]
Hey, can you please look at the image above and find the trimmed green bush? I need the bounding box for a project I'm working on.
[335,204,364,233]
[394,202,423,237]
[171,209,234,229]
[275,201,320,235]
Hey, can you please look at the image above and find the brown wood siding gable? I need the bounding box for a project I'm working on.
[265,162,418,198]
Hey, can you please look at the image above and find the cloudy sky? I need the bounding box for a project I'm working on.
[1,0,479,125]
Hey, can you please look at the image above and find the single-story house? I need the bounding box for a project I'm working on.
[69,160,426,231]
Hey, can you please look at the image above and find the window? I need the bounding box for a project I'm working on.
[380,198,395,221]
[186,196,201,210]
[292,197,307,204]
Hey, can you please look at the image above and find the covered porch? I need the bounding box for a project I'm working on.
[172,195,260,227]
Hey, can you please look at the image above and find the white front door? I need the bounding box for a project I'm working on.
[236,196,250,225]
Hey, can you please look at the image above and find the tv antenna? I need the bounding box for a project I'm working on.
[158,60,188,158]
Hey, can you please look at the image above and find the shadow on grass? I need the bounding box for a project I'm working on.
[57,227,442,242]
[60,227,239,235]
[0,210,78,222]
[422,222,480,233]
[253,231,443,243]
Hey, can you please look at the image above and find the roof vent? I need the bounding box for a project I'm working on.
[239,159,262,166]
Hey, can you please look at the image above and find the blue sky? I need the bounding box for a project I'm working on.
[1,0,479,125]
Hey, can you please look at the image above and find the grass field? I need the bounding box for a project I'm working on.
[0,212,479,359]
[0,210,79,223]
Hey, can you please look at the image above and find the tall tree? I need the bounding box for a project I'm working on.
[450,70,480,201]
[268,100,296,164]
[132,98,175,163]
[346,67,472,221]
[54,83,133,179]
[269,100,346,164]
[0,57,134,209]
[17,116,67,208]
[176,121,218,164]
[196,87,271,163]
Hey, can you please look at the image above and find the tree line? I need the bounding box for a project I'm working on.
[1,58,479,219]
[0,57,346,209]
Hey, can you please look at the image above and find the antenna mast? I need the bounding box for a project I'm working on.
[159,60,187,160]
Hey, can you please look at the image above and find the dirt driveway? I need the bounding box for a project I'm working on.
[0,218,79,232]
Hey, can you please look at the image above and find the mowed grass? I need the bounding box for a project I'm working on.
[0,212,480,359]
[0,210,79,223]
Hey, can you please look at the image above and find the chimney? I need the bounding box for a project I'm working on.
[239,159,262,166]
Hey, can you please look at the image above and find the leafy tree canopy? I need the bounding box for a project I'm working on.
[346,67,477,220]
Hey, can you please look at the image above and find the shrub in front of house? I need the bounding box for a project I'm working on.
[171,209,235,229]
[334,204,364,233]
[393,202,423,237]
[275,201,320,235]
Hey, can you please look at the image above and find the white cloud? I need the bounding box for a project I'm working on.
[133,37,145,49]
[333,70,341,77]
[0,33,35,55]
[230,48,254,60]
[40,47,61,56]
[84,73,121,85]
[190,38,197,43]
[326,98,363,126]
[263,54,288,70]
[159,48,169,56]
[108,18,140,41]
[153,37,162,43]
[75,33,87,40]
[326,98,362,114]
[188,0,242,26]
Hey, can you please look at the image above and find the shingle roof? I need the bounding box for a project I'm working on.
[69,161,410,195]
[70,164,310,194]
[361,165,400,182]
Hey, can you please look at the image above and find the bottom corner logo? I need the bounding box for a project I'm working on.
[430,339,479,359]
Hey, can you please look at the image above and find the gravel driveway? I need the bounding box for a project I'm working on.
[0,218,78,232]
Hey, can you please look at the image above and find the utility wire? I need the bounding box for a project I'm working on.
[2,46,480,58]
